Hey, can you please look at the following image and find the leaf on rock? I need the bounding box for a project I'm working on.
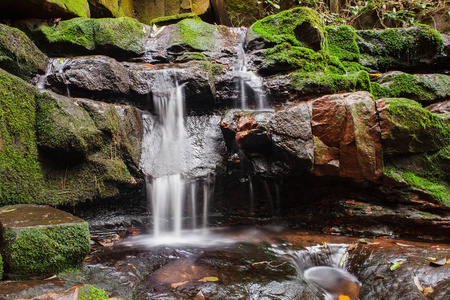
[390,262,401,271]
[430,258,446,266]
[199,277,219,282]
[171,281,189,288]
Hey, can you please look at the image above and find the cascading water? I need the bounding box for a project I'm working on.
[140,69,223,241]
[233,28,270,111]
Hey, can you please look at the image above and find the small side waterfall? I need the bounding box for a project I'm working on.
[234,28,270,111]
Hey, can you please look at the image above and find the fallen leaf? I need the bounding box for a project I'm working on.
[430,258,446,266]
[339,253,347,268]
[339,295,350,300]
[423,286,434,296]
[390,262,402,271]
[446,258,450,264]
[369,73,383,77]
[373,275,384,280]
[413,276,423,292]
[395,242,411,247]
[357,238,366,243]
[1,208,16,213]
[199,277,219,282]
[428,257,437,261]
[347,243,357,251]
[143,26,146,33]
[171,281,188,288]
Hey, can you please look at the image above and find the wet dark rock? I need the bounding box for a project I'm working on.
[0,205,90,279]
[426,100,450,114]
[46,55,130,99]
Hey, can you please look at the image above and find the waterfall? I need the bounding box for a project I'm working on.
[234,28,270,111]
[140,69,222,239]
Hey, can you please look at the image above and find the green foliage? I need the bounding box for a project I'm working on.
[78,285,109,300]
[0,24,47,80]
[2,222,90,277]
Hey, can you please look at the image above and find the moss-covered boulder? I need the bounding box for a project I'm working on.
[19,17,149,59]
[0,24,47,81]
[377,98,450,155]
[0,70,143,206]
[0,70,44,204]
[357,26,443,72]
[371,71,450,102]
[246,7,325,51]
[0,204,90,278]
[0,0,90,19]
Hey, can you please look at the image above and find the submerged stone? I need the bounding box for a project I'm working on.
[0,204,90,278]
[0,24,47,81]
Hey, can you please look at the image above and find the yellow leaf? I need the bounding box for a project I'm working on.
[199,277,219,282]
[390,262,401,271]
[339,295,350,300]
[1,208,16,213]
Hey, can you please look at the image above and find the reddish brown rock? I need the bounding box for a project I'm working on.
[312,92,382,181]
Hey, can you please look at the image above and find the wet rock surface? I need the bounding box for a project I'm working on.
[1,228,449,300]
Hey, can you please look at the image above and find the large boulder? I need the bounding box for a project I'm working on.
[312,92,382,182]
[357,26,443,72]
[0,24,47,81]
[245,7,325,51]
[0,0,90,19]
[88,0,134,18]
[19,17,149,59]
[0,204,90,278]
[46,55,131,99]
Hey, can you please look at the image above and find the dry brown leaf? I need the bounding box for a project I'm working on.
[171,281,189,288]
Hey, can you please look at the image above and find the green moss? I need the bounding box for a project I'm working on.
[326,25,360,62]
[225,0,261,27]
[176,18,218,52]
[22,17,148,57]
[78,285,109,300]
[0,70,43,205]
[264,42,329,73]
[384,165,450,207]
[291,70,371,95]
[52,0,90,18]
[2,222,90,277]
[0,24,47,80]
[357,26,443,71]
[247,7,325,49]
[371,73,450,101]
[176,52,209,62]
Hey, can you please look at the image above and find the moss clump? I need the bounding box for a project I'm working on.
[78,285,109,300]
[357,26,443,71]
[291,70,371,95]
[0,24,47,80]
[371,72,450,102]
[380,98,450,154]
[2,222,90,277]
[175,52,210,62]
[21,17,148,58]
[326,25,360,62]
[246,7,325,51]
[176,18,218,52]
[0,70,43,205]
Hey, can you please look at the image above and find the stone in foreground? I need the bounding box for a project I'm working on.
[0,204,90,278]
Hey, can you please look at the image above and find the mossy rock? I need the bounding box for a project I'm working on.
[246,7,325,51]
[0,70,44,205]
[88,0,133,18]
[0,24,47,81]
[357,26,443,72]
[78,285,109,300]
[377,98,450,155]
[224,0,262,27]
[19,17,149,59]
[0,204,90,278]
[371,71,450,102]
[0,70,141,206]
[326,25,360,62]
[172,18,219,52]
[0,0,90,19]
[291,70,371,96]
